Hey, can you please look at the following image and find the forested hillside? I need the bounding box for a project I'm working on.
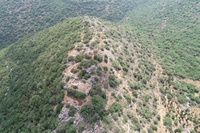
[0,0,148,48]
[0,0,199,132]
[123,0,200,80]
[0,18,82,132]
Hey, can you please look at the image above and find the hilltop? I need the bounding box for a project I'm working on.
[0,16,199,133]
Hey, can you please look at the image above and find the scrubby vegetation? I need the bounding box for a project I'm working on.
[109,102,123,116]
[0,0,199,132]
[81,95,107,123]
[0,0,147,49]
[124,0,200,80]
[0,18,82,132]
[67,89,87,99]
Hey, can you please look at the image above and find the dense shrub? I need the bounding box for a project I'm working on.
[123,65,129,72]
[140,107,152,121]
[81,95,107,123]
[84,54,92,60]
[78,70,91,80]
[108,75,119,88]
[104,81,109,89]
[104,55,108,63]
[57,121,76,133]
[112,61,121,71]
[94,54,103,62]
[78,59,98,69]
[96,67,103,76]
[144,94,151,102]
[150,124,157,131]
[68,56,74,62]
[174,128,183,133]
[68,106,76,116]
[75,55,84,62]
[109,102,123,115]
[56,104,63,114]
[132,90,138,98]
[164,117,172,127]
[177,95,187,104]
[124,93,132,104]
[67,89,87,99]
[89,85,102,96]
[131,116,139,123]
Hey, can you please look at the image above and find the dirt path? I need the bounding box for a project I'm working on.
[149,60,167,133]
[161,18,167,29]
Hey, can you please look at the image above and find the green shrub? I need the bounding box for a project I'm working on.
[103,66,108,71]
[128,81,135,89]
[57,121,75,133]
[177,95,187,104]
[154,120,158,125]
[84,54,92,59]
[104,81,109,89]
[71,68,78,74]
[195,96,200,104]
[94,54,103,62]
[122,65,129,72]
[81,95,107,123]
[124,93,132,104]
[83,32,92,44]
[127,111,133,118]
[108,75,119,88]
[103,116,112,125]
[67,89,86,99]
[66,76,70,82]
[134,123,141,131]
[132,90,138,98]
[158,77,165,84]
[140,107,152,121]
[104,55,108,63]
[75,55,84,62]
[78,59,98,69]
[66,104,70,108]
[77,122,85,133]
[164,117,172,127]
[144,94,151,102]
[109,102,123,115]
[56,104,63,114]
[131,116,139,123]
[96,67,102,76]
[112,113,119,120]
[148,128,153,133]
[91,40,99,47]
[78,70,91,80]
[174,128,182,133]
[89,85,102,96]
[150,124,157,131]
[68,56,74,62]
[112,61,121,71]
[68,106,76,116]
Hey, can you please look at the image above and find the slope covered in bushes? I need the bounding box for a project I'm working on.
[0,17,82,132]
[0,0,148,48]
[123,0,200,80]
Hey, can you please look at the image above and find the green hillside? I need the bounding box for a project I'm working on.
[0,16,199,133]
[123,0,200,80]
[0,0,148,48]
[0,0,199,132]
[0,16,157,132]
[0,17,82,132]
